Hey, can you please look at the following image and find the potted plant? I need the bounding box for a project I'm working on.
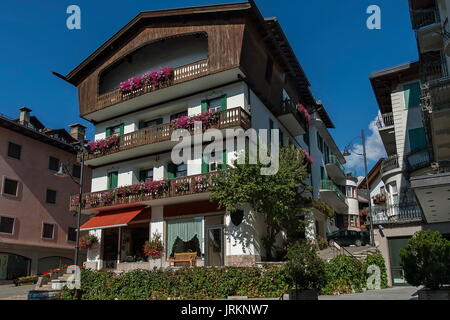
[79,234,99,250]
[144,232,164,269]
[282,241,327,300]
[400,230,450,300]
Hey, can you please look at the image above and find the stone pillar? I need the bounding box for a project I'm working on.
[86,229,102,270]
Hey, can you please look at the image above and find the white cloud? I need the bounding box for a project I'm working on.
[344,116,386,172]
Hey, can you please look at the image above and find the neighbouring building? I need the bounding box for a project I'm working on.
[0,107,90,281]
[368,0,450,286]
[59,1,357,271]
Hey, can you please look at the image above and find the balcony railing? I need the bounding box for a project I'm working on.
[320,179,346,203]
[405,146,433,172]
[279,99,309,129]
[411,8,440,29]
[96,59,209,111]
[421,59,448,83]
[82,107,251,162]
[370,203,423,224]
[381,155,400,174]
[70,172,220,211]
[376,112,394,129]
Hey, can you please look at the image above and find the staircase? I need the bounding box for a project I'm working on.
[318,242,378,263]
[37,273,73,291]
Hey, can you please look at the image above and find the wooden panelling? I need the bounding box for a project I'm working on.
[77,19,246,117]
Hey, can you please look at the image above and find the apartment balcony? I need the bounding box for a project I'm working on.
[85,59,244,122]
[325,155,346,183]
[412,6,442,54]
[376,112,396,155]
[275,99,308,136]
[380,155,402,180]
[405,146,433,173]
[81,107,251,167]
[319,179,348,212]
[70,172,220,214]
[370,203,423,225]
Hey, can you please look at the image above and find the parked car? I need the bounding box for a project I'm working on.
[327,230,370,247]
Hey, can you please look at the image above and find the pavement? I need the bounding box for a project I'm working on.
[319,286,420,300]
[0,284,35,300]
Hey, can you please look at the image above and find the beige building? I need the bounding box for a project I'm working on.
[0,107,90,281]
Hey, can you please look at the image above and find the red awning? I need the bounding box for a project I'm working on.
[80,207,145,231]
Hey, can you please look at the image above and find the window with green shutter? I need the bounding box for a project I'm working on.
[139,118,163,129]
[107,171,118,189]
[168,163,187,178]
[404,82,421,108]
[139,169,153,182]
[106,124,124,137]
[409,127,427,151]
[203,95,227,113]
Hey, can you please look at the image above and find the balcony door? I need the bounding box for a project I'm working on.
[205,215,224,267]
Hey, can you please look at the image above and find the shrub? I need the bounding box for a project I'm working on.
[363,251,388,289]
[316,235,328,250]
[322,255,364,295]
[282,241,327,291]
[400,230,450,289]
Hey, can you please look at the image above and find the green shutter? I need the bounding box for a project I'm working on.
[201,156,209,174]
[119,124,125,136]
[404,82,421,108]
[221,151,228,170]
[138,121,145,130]
[139,170,146,182]
[220,95,227,111]
[108,171,118,189]
[201,100,208,113]
[106,127,112,137]
[168,163,177,179]
[409,127,427,151]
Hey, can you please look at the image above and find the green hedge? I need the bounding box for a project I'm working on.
[61,251,389,300]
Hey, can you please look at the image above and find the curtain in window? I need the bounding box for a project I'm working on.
[166,217,203,257]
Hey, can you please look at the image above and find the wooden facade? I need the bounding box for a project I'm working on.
[64,2,315,121]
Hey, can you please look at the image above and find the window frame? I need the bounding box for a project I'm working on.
[46,189,57,204]
[67,227,77,242]
[2,177,19,197]
[7,142,22,160]
[0,215,15,235]
[41,222,55,240]
[48,156,60,172]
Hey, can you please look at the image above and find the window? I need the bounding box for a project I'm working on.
[408,127,427,152]
[106,124,124,137]
[139,118,163,129]
[67,227,77,242]
[48,156,60,171]
[166,217,203,257]
[139,169,154,183]
[317,132,324,153]
[168,163,188,178]
[107,171,119,189]
[346,186,355,198]
[170,111,188,121]
[42,223,55,239]
[404,82,421,108]
[201,151,227,174]
[320,166,327,180]
[2,178,18,196]
[8,142,21,160]
[46,189,57,204]
[72,164,81,179]
[265,56,273,83]
[0,216,15,234]
[201,96,227,114]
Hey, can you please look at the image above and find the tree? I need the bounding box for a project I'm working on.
[400,230,450,289]
[210,146,312,260]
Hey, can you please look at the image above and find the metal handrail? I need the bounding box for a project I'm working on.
[369,203,423,224]
[381,155,399,174]
[411,8,440,29]
[320,179,346,203]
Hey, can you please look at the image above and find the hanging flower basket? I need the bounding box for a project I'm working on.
[79,234,99,249]
[143,232,164,260]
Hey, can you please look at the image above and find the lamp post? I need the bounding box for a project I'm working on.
[55,144,85,266]
[343,129,375,247]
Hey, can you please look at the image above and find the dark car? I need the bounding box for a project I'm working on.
[327,230,370,247]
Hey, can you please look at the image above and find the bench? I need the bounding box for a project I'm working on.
[168,252,197,267]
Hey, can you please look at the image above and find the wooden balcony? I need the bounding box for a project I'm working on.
[70,172,221,212]
[96,59,209,112]
[411,8,440,30]
[81,107,251,164]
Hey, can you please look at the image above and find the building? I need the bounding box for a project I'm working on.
[0,107,90,281]
[59,1,357,270]
[368,0,450,286]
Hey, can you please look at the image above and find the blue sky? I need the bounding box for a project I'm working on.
[0,0,418,174]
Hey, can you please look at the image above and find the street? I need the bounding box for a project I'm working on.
[0,284,35,300]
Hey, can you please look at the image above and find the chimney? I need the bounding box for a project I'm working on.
[19,107,32,124]
[69,123,87,142]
